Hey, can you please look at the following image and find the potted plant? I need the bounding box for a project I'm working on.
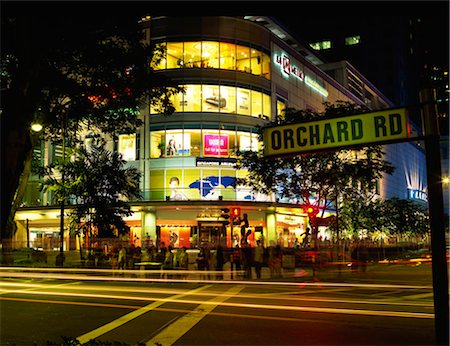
[158,140,166,157]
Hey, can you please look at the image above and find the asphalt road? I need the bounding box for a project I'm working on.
[0,265,436,345]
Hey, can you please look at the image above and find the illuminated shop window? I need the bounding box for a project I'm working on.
[237,87,251,115]
[309,40,331,50]
[276,98,287,118]
[250,49,262,75]
[183,42,201,68]
[118,134,136,161]
[251,90,262,117]
[203,85,221,113]
[220,42,236,70]
[166,42,184,69]
[184,85,202,112]
[236,45,251,73]
[220,85,236,114]
[155,41,270,79]
[148,167,270,202]
[262,93,271,119]
[262,53,271,79]
[151,84,270,117]
[202,41,219,68]
[345,35,361,46]
[149,129,260,159]
[149,169,164,200]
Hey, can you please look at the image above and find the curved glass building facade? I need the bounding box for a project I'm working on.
[17,16,418,251]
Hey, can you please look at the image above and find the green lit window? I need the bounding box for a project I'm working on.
[345,36,361,46]
[309,41,331,50]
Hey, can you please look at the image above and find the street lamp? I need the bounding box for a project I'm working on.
[31,123,43,132]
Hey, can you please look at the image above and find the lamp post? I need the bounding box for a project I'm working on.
[56,114,66,267]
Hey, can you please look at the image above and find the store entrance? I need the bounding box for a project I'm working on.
[198,222,227,247]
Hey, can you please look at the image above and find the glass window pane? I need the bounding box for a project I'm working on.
[165,131,184,157]
[250,48,262,75]
[202,41,219,68]
[118,134,136,161]
[166,169,188,201]
[263,93,271,119]
[277,99,286,118]
[184,168,201,200]
[151,42,166,70]
[220,85,236,114]
[188,130,201,157]
[220,169,237,200]
[262,52,271,79]
[171,90,184,112]
[236,88,250,115]
[184,42,202,68]
[220,42,236,70]
[203,130,229,157]
[166,42,184,69]
[345,35,361,45]
[150,131,166,158]
[203,85,221,112]
[236,45,251,73]
[201,168,220,200]
[184,84,202,112]
[149,169,165,200]
[221,130,236,157]
[251,90,262,117]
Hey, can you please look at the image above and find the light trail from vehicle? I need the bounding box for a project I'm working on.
[0,267,433,289]
[0,281,434,307]
[0,283,434,319]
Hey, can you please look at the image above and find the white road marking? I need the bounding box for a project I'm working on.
[76,284,212,345]
[146,285,244,346]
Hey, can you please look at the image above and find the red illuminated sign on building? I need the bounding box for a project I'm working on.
[275,53,304,80]
[203,134,229,156]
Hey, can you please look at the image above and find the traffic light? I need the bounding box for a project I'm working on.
[231,207,241,225]
[220,208,230,225]
[306,205,319,217]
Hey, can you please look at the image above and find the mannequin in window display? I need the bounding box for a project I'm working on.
[166,138,177,156]
[169,176,188,201]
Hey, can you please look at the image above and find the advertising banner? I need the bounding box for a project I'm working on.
[203,134,229,156]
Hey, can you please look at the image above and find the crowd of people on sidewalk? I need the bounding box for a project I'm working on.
[80,236,374,280]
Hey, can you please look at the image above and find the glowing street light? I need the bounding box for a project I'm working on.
[442,177,449,185]
[31,123,43,132]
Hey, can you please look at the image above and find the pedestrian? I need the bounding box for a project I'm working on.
[253,240,264,279]
[242,241,253,279]
[231,245,242,278]
[196,246,210,279]
[162,245,174,279]
[272,245,283,278]
[215,245,224,279]
[118,245,127,271]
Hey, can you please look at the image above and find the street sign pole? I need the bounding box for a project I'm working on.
[419,88,449,346]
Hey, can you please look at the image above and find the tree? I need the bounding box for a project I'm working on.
[41,141,141,254]
[1,4,184,249]
[238,101,395,249]
[381,197,429,239]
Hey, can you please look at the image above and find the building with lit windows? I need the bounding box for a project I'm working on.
[14,16,427,251]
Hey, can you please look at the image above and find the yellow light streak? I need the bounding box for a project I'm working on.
[0,281,433,307]
[0,289,434,319]
[0,268,433,290]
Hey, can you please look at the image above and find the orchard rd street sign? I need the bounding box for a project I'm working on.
[263,108,410,157]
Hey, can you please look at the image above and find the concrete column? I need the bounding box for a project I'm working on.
[265,212,276,247]
[142,211,157,241]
